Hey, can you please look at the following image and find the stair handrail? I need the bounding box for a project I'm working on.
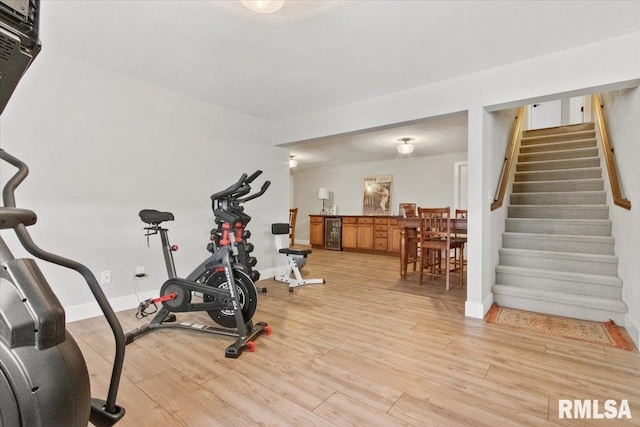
[593,94,631,210]
[491,106,525,211]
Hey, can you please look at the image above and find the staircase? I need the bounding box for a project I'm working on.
[492,122,628,324]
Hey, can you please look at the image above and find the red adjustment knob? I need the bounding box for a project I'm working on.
[171,244,179,251]
[222,222,231,230]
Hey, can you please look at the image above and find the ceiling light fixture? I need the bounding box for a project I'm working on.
[397,137,415,154]
[289,155,298,168]
[241,0,285,14]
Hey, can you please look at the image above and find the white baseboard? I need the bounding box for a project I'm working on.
[625,313,640,349]
[65,267,288,323]
[66,290,158,323]
[465,293,494,319]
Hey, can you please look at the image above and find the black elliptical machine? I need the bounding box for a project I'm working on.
[0,1,125,425]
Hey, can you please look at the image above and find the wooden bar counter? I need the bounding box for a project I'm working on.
[309,215,400,254]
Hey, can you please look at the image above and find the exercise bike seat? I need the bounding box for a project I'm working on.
[139,209,175,225]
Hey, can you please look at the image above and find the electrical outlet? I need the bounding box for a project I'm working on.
[101,270,112,285]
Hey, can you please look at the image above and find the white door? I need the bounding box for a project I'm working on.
[528,100,562,129]
[568,95,591,125]
[454,161,468,211]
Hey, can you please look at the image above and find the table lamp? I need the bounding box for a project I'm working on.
[318,188,329,214]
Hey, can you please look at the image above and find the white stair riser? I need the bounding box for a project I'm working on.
[502,233,614,255]
[492,292,626,324]
[515,168,602,182]
[520,138,596,154]
[495,270,622,299]
[508,205,609,219]
[513,179,603,193]
[499,249,618,276]
[505,219,611,236]
[516,157,600,172]
[510,191,606,205]
[518,147,598,163]
[523,123,595,138]
[521,130,596,145]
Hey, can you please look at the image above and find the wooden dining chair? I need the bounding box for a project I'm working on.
[418,207,465,290]
[399,203,416,218]
[289,208,298,246]
[399,203,419,271]
[451,209,468,273]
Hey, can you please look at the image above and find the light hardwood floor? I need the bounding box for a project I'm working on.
[68,249,640,426]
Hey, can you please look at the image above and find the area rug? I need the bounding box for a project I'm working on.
[485,304,633,351]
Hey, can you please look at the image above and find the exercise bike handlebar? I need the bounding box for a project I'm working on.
[210,172,248,202]
[235,180,270,203]
[245,169,262,184]
[209,170,269,205]
[0,149,126,419]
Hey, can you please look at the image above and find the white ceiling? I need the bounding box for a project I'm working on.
[39,1,640,169]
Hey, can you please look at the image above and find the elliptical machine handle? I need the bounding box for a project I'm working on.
[0,150,37,228]
[0,149,29,208]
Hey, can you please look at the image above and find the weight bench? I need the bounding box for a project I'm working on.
[271,223,325,291]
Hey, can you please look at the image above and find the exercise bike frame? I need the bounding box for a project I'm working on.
[124,216,269,358]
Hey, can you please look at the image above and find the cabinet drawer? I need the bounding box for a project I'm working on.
[358,217,374,224]
[343,217,357,224]
[375,231,387,238]
[310,216,324,224]
[375,224,388,232]
[374,218,388,225]
[374,239,388,250]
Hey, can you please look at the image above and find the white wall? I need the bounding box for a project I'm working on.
[599,88,640,347]
[0,49,289,321]
[292,152,467,243]
[277,31,640,321]
[477,107,523,313]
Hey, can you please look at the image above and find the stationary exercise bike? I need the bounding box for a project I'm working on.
[0,150,126,426]
[125,172,271,358]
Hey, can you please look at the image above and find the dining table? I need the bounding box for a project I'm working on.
[396,216,467,278]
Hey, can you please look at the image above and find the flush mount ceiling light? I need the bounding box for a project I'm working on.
[289,155,298,168]
[397,137,415,154]
[241,0,285,14]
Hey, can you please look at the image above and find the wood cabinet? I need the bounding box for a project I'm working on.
[356,217,374,250]
[389,218,400,253]
[310,215,397,254]
[374,217,389,251]
[310,216,324,248]
[342,217,358,249]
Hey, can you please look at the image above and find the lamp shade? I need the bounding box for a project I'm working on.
[318,188,330,200]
